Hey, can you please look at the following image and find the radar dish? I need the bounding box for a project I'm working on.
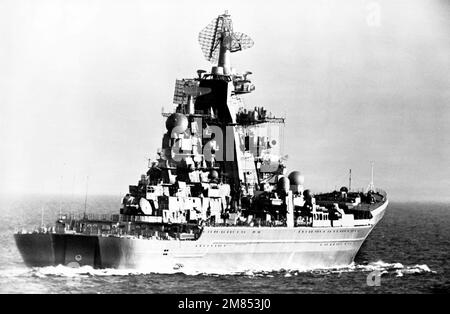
[230,32,254,52]
[198,17,223,63]
[173,79,191,105]
[173,79,211,105]
[198,13,254,64]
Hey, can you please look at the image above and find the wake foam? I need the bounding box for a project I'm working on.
[310,261,435,277]
[0,268,31,278]
[0,260,434,278]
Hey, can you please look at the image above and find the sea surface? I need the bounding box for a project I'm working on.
[0,195,448,294]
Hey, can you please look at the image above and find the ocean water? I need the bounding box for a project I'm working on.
[0,195,448,294]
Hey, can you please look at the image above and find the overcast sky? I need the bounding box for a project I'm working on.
[0,0,449,202]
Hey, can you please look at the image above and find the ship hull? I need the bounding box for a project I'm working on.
[15,201,387,272]
[14,233,102,268]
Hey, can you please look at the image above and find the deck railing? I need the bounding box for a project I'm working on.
[58,213,162,224]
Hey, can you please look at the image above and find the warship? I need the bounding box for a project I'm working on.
[15,12,388,272]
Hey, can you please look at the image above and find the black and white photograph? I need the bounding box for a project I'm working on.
[0,0,449,298]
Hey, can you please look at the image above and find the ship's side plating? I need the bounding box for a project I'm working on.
[15,200,387,271]
[97,225,372,271]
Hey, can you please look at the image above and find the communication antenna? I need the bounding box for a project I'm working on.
[367,162,375,192]
[198,11,254,73]
[349,169,352,191]
[59,175,63,217]
[280,119,285,156]
[84,176,89,217]
[41,206,44,227]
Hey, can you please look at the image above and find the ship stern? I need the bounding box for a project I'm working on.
[14,233,102,268]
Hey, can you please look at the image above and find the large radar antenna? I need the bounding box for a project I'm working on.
[198,11,254,74]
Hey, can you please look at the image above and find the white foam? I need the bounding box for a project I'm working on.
[34,265,160,277]
[2,260,435,278]
[320,260,435,277]
[0,267,31,278]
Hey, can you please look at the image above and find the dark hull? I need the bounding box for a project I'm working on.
[14,233,102,267]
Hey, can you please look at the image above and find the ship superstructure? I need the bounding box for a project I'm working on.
[14,12,388,272]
